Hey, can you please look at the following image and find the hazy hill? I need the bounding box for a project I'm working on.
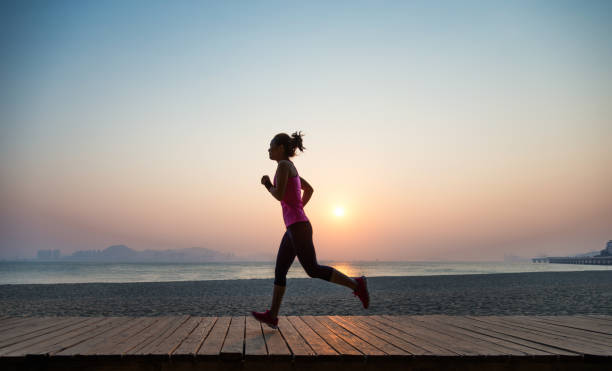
[58,245,239,263]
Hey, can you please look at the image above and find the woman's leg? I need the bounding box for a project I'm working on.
[289,221,358,291]
[329,268,359,291]
[270,230,296,318]
[269,284,285,319]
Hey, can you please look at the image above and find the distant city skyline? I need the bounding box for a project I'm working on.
[24,241,610,263]
[32,244,241,263]
[1,0,611,261]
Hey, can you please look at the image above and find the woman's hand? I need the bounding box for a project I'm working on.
[261,175,272,189]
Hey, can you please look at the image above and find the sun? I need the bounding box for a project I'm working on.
[333,206,345,217]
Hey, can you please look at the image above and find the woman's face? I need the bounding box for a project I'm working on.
[268,140,284,160]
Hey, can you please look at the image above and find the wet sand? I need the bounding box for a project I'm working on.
[0,270,610,316]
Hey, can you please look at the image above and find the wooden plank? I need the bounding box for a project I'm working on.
[530,315,612,336]
[500,316,612,346]
[300,315,362,359]
[570,315,612,330]
[427,315,557,355]
[382,315,506,355]
[92,317,158,355]
[348,316,433,355]
[0,317,83,348]
[465,316,612,356]
[172,317,216,356]
[317,316,386,357]
[261,318,291,359]
[392,316,526,356]
[197,316,231,357]
[0,317,102,356]
[54,317,140,355]
[127,316,189,355]
[329,316,409,357]
[0,317,15,325]
[0,316,33,323]
[356,315,453,355]
[475,316,612,355]
[0,316,23,327]
[0,316,77,334]
[0,316,42,331]
[3,317,116,356]
[286,316,337,357]
[276,316,315,358]
[581,315,612,322]
[149,316,201,356]
[120,317,176,355]
[220,316,244,360]
[438,316,579,355]
[40,317,132,356]
[131,315,191,355]
[428,315,569,356]
[572,316,612,331]
[370,315,484,355]
[0,316,56,333]
[244,315,267,359]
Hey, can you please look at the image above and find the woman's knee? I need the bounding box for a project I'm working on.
[274,264,288,285]
[305,265,333,281]
[274,275,287,287]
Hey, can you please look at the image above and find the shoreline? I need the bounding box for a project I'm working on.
[1,270,610,317]
[2,266,612,286]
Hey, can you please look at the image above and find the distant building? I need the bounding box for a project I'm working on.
[600,240,612,257]
[36,249,61,260]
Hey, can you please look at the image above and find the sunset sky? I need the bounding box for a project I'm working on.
[1,0,611,261]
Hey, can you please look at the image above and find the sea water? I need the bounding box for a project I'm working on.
[1,260,611,285]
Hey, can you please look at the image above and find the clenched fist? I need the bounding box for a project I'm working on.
[261,175,272,189]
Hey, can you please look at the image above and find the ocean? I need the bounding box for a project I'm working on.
[1,260,611,285]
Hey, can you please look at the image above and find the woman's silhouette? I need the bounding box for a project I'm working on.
[251,131,369,329]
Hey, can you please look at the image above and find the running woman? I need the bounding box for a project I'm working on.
[251,131,369,329]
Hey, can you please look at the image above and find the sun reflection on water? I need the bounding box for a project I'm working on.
[329,262,359,277]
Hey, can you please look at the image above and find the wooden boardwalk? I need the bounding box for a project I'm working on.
[1,315,611,370]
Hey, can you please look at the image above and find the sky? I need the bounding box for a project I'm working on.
[1,0,611,261]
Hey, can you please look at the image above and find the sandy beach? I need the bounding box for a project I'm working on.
[1,270,610,317]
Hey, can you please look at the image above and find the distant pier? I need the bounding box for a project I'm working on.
[532,256,612,265]
[532,240,612,265]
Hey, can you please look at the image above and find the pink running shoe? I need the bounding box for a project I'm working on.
[353,276,369,309]
[251,309,279,329]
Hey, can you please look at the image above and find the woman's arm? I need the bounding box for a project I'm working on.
[300,176,313,206]
[267,162,290,201]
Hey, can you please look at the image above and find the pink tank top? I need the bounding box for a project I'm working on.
[274,169,309,228]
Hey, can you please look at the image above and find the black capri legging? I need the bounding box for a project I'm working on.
[274,220,334,287]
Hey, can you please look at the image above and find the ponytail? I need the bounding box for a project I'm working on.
[273,131,306,158]
[290,131,305,153]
